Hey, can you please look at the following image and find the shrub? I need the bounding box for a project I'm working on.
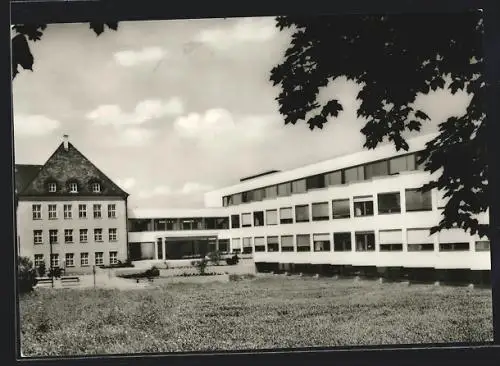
[48,267,62,279]
[208,251,222,266]
[37,261,46,277]
[18,256,37,294]
[195,259,208,275]
[225,255,240,266]
[145,267,160,278]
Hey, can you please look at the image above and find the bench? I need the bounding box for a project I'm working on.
[135,277,155,283]
[61,276,80,284]
[36,277,53,285]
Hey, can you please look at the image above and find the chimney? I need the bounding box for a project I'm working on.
[63,134,69,150]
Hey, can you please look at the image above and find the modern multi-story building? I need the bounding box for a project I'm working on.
[127,133,490,282]
[15,135,129,272]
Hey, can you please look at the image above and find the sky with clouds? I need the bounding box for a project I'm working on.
[12,17,473,209]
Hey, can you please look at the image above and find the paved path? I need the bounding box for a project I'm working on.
[35,273,154,290]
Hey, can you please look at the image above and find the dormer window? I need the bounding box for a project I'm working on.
[69,182,78,193]
[48,183,57,193]
[91,182,101,193]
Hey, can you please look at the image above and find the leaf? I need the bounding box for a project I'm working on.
[89,22,105,36]
[11,34,34,78]
[414,110,430,121]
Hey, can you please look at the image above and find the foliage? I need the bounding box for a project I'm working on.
[195,258,209,275]
[208,250,222,265]
[37,261,46,277]
[226,254,240,266]
[19,279,492,356]
[48,267,62,279]
[270,12,487,238]
[117,267,159,279]
[11,22,119,79]
[18,256,37,294]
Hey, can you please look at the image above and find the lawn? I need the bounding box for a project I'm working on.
[19,276,493,357]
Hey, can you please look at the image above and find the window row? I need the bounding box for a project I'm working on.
[34,251,118,268]
[230,189,432,228]
[229,233,490,253]
[32,203,117,220]
[129,217,230,232]
[223,153,424,206]
[45,180,102,194]
[33,228,118,244]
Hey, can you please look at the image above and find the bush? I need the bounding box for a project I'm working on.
[145,266,160,278]
[225,255,240,266]
[18,256,37,294]
[208,251,222,265]
[48,267,62,279]
[37,261,46,277]
[195,259,208,275]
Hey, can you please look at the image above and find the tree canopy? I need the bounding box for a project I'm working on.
[270,12,487,238]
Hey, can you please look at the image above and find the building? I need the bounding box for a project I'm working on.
[15,135,129,272]
[127,133,490,283]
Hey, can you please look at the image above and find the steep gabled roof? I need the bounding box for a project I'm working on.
[15,164,43,194]
[18,141,129,198]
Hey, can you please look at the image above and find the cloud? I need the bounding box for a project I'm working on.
[114,47,167,67]
[194,17,278,50]
[138,185,172,199]
[87,97,184,126]
[115,177,136,191]
[14,114,61,137]
[112,127,155,147]
[173,108,282,145]
[180,182,213,195]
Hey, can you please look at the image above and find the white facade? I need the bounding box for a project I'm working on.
[127,133,491,271]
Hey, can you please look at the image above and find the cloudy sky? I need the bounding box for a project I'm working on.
[12,17,472,209]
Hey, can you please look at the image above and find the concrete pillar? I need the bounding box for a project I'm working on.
[154,239,158,260]
[162,238,166,260]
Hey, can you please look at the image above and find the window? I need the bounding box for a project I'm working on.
[63,204,72,219]
[216,217,229,229]
[439,242,470,251]
[231,215,240,228]
[313,233,331,252]
[277,182,292,197]
[65,253,74,267]
[355,232,376,251]
[218,239,229,253]
[95,252,104,265]
[334,232,352,252]
[267,236,279,252]
[68,182,78,193]
[365,160,389,179]
[155,219,167,231]
[265,210,278,225]
[296,234,311,252]
[281,235,294,252]
[108,204,116,218]
[253,188,266,202]
[223,196,229,207]
[48,204,57,219]
[265,185,278,199]
[475,241,490,252]
[34,254,44,267]
[64,229,73,243]
[32,204,41,220]
[353,196,374,217]
[232,238,241,253]
[79,204,87,218]
[389,154,416,174]
[378,192,401,214]
[306,174,326,190]
[109,251,118,265]
[312,202,329,221]
[332,199,350,219]
[94,228,103,242]
[379,230,403,251]
[292,179,307,194]
[48,182,57,193]
[280,207,293,224]
[344,166,364,184]
[80,229,88,243]
[92,182,101,193]
[241,213,252,227]
[325,171,342,186]
[33,230,43,245]
[254,237,265,252]
[109,228,117,242]
[93,204,102,219]
[242,237,253,254]
[49,230,58,244]
[232,193,242,205]
[295,205,310,223]
[80,252,89,266]
[407,228,434,251]
[50,254,59,268]
[254,211,264,226]
[242,191,253,203]
[405,188,432,212]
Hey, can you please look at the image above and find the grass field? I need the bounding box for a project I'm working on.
[19,276,493,357]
